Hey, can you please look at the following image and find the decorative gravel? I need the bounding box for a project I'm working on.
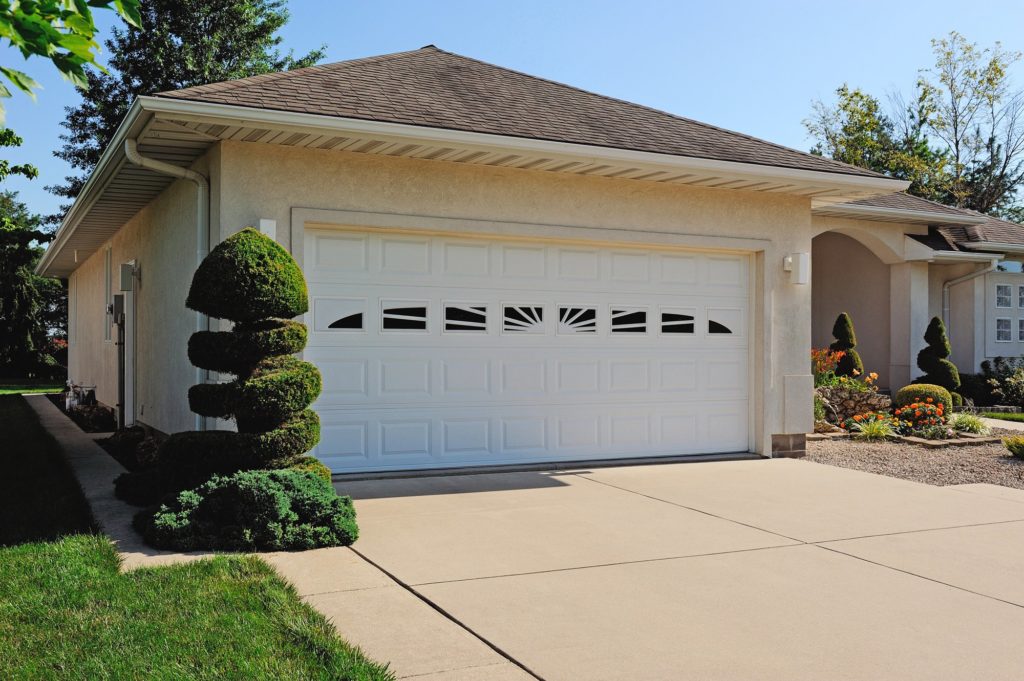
[805,430,1024,490]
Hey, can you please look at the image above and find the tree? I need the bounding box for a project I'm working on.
[49,0,325,214]
[0,0,141,123]
[829,312,864,378]
[806,32,1024,216]
[915,316,961,395]
[0,190,63,378]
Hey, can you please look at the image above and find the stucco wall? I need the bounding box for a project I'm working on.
[68,172,201,433]
[811,231,892,388]
[214,141,815,453]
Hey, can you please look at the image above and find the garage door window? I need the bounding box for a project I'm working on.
[660,309,695,334]
[558,306,597,334]
[611,307,647,333]
[444,304,487,332]
[503,306,544,333]
[382,302,428,331]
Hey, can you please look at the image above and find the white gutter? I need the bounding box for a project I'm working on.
[123,138,210,431]
[942,257,1000,329]
[959,241,1024,254]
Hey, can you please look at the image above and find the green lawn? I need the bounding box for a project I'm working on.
[0,379,64,395]
[980,412,1024,423]
[0,394,393,680]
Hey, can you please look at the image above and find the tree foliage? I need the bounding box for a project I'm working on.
[807,31,1024,216]
[49,0,325,212]
[0,0,141,123]
[0,190,65,377]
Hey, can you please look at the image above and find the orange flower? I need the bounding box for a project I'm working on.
[926,397,934,403]
[915,410,922,417]
[853,415,863,421]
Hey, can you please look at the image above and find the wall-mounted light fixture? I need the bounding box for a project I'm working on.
[783,252,810,285]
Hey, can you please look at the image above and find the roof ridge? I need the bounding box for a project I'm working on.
[157,46,437,98]
[426,46,881,178]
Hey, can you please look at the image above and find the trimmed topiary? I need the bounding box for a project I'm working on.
[290,456,333,483]
[135,469,357,552]
[115,228,325,506]
[914,317,961,396]
[186,229,308,323]
[829,312,864,378]
[893,383,953,415]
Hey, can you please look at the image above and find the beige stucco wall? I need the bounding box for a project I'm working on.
[213,140,815,454]
[68,169,203,434]
[811,231,892,388]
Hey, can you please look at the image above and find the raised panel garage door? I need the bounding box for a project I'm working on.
[304,227,750,473]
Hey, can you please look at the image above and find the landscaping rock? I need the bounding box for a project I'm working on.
[815,386,891,424]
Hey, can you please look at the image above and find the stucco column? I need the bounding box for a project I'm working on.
[889,261,930,389]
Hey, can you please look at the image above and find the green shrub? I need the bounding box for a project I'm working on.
[186,228,308,323]
[914,317,960,393]
[829,312,864,378]
[959,373,993,406]
[136,469,358,552]
[290,456,332,483]
[1003,435,1024,459]
[813,394,826,421]
[849,418,894,441]
[949,412,989,435]
[894,384,952,414]
[991,368,1024,408]
[116,229,325,511]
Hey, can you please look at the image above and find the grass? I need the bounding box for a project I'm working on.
[0,380,64,395]
[979,412,1024,423]
[0,394,394,681]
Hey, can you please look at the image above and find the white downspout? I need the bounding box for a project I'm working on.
[942,257,999,330]
[123,138,210,431]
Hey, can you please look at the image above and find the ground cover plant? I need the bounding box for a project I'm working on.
[949,412,989,435]
[1003,435,1024,459]
[0,394,391,680]
[116,228,352,551]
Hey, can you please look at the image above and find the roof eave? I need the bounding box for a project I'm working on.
[811,203,985,225]
[147,96,908,194]
[959,241,1024,255]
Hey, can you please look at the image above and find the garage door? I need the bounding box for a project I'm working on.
[303,227,750,473]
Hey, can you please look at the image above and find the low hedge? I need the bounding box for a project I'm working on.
[135,469,358,552]
[893,383,952,414]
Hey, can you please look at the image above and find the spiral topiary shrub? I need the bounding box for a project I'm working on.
[135,469,358,552]
[914,316,961,400]
[115,228,327,506]
[829,312,864,378]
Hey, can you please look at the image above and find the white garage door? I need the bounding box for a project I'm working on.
[304,227,750,473]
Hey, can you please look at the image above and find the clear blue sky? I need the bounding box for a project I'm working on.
[3,0,1024,218]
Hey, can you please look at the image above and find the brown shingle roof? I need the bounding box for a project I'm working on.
[157,46,883,179]
[844,192,974,217]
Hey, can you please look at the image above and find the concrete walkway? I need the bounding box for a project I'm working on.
[29,393,1024,679]
[981,416,1024,432]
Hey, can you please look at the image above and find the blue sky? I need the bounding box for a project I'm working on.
[3,0,1024,218]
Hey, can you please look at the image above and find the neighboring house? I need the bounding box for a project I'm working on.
[811,193,1024,390]
[42,45,981,474]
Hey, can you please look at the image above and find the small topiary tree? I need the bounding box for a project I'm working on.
[116,228,323,505]
[829,312,864,378]
[914,317,961,401]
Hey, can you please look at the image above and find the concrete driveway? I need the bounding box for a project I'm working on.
[333,459,1024,680]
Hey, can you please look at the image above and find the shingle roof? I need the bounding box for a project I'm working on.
[958,213,1024,246]
[843,192,974,217]
[157,46,883,179]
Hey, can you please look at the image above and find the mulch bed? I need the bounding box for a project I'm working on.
[806,429,1024,490]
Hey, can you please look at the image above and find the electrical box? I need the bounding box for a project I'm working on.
[119,263,134,292]
[112,294,125,320]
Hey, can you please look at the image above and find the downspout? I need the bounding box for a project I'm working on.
[123,138,211,431]
[942,257,1000,330]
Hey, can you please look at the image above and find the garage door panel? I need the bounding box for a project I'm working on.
[305,228,751,472]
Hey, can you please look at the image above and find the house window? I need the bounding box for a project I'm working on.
[997,317,1012,342]
[558,306,597,334]
[382,302,428,331]
[104,247,112,341]
[503,305,544,333]
[444,304,487,332]
[997,285,1012,308]
[611,308,647,333]
[1019,285,1024,308]
[1019,318,1024,341]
